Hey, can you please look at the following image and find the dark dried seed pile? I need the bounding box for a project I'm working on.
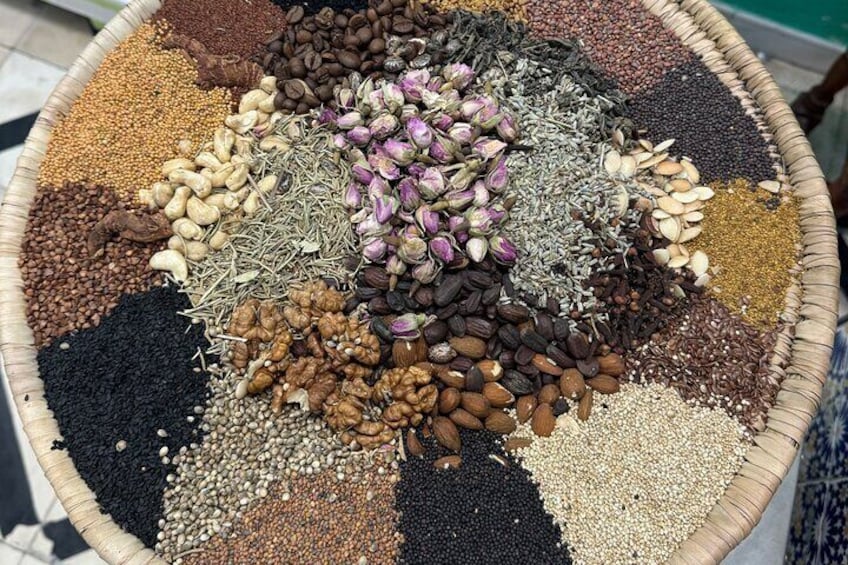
[396,428,571,564]
[270,0,369,16]
[39,286,209,546]
[626,294,778,433]
[625,58,777,183]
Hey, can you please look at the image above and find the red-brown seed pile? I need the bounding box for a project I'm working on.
[626,295,778,433]
[184,470,401,564]
[19,183,164,347]
[524,0,692,94]
[155,0,287,58]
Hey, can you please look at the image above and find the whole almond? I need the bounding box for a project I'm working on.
[393,338,425,367]
[449,336,487,359]
[485,411,517,434]
[577,388,594,421]
[460,391,491,419]
[438,387,461,414]
[433,416,461,452]
[587,374,620,394]
[406,429,424,456]
[538,383,561,405]
[437,370,465,389]
[560,368,586,400]
[449,408,484,430]
[434,454,462,469]
[482,381,515,408]
[597,353,626,376]
[531,404,556,437]
[477,359,503,382]
[516,395,537,424]
[504,437,532,452]
[532,354,563,376]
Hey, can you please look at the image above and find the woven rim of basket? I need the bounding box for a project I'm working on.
[0,0,836,563]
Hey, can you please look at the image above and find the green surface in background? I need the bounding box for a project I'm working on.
[722,0,848,46]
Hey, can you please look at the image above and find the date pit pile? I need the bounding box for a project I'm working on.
[18,0,804,563]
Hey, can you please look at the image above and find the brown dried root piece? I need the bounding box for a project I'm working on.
[161,33,263,89]
[87,210,171,257]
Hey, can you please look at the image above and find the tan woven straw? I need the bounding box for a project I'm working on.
[0,0,836,563]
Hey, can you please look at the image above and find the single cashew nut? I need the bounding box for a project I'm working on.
[226,163,250,191]
[169,169,212,199]
[243,192,261,216]
[164,186,192,221]
[186,196,221,226]
[257,175,278,194]
[209,230,230,251]
[259,75,277,94]
[152,182,175,208]
[195,151,223,171]
[259,136,290,153]
[213,127,235,163]
[258,94,277,114]
[239,89,268,114]
[150,249,188,282]
[225,111,258,134]
[172,217,204,240]
[162,158,195,177]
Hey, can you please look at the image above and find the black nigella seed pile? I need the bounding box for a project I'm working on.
[625,58,776,183]
[39,285,209,547]
[396,429,571,565]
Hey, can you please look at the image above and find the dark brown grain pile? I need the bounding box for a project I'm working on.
[525,0,692,94]
[626,295,778,433]
[19,183,164,347]
[155,0,287,58]
[185,470,401,564]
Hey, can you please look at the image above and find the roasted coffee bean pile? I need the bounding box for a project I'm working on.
[39,286,208,547]
[155,0,287,58]
[270,0,368,15]
[628,296,779,433]
[525,0,692,95]
[626,59,777,183]
[262,0,449,113]
[19,183,164,347]
[587,230,701,353]
[396,428,571,564]
[184,469,400,565]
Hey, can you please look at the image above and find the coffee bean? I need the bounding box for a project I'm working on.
[286,5,305,24]
[283,79,306,100]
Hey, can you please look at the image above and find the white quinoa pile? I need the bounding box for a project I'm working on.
[510,383,749,564]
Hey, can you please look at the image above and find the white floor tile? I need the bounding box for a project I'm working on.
[17,5,93,70]
[43,498,67,524]
[0,0,42,50]
[0,51,64,124]
[0,46,9,67]
[19,553,49,565]
[3,524,39,552]
[60,549,106,565]
[26,528,53,562]
[0,144,24,191]
[0,540,25,564]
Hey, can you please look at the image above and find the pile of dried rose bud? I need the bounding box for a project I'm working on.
[326,63,519,284]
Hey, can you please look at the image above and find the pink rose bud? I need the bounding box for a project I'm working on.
[429,236,455,263]
[336,88,356,110]
[368,175,389,199]
[496,112,518,142]
[487,205,507,224]
[466,207,493,236]
[382,83,404,112]
[484,156,509,193]
[406,117,434,149]
[472,101,501,129]
[333,133,351,150]
[370,113,400,140]
[412,259,440,284]
[414,205,440,235]
[318,108,338,125]
[466,236,489,263]
[362,237,388,262]
[386,254,407,275]
[383,138,416,166]
[398,178,421,211]
[399,76,426,103]
[473,138,508,160]
[448,122,477,145]
[356,77,375,102]
[407,163,426,178]
[489,235,517,264]
[448,216,468,234]
[357,213,387,236]
[472,180,490,207]
[390,313,426,340]
[460,99,486,121]
[455,231,469,245]
[368,89,386,113]
[400,104,419,123]
[428,137,453,164]
[336,111,363,130]
[368,146,401,180]
[344,182,362,209]
[431,113,454,131]
[373,195,397,224]
[476,111,505,131]
[426,76,445,92]
[398,237,427,264]
[347,125,372,146]
[444,189,475,210]
[351,162,374,185]
[419,167,446,199]
[449,166,477,192]
[442,63,475,90]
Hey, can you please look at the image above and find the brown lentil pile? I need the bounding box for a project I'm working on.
[627,295,778,433]
[689,179,799,327]
[38,23,232,199]
[19,183,164,347]
[524,0,691,94]
[511,383,749,565]
[422,0,526,21]
[184,469,401,565]
[155,0,286,58]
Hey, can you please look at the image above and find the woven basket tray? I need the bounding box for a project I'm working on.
[0,0,837,563]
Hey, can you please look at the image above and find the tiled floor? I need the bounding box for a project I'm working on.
[0,2,846,565]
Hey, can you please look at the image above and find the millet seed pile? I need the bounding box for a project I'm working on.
[627,295,779,433]
[512,383,749,565]
[525,0,692,95]
[184,469,401,565]
[40,286,208,547]
[690,179,799,327]
[626,59,778,183]
[155,0,287,58]
[19,183,164,347]
[423,0,526,22]
[38,23,231,199]
[396,429,571,564]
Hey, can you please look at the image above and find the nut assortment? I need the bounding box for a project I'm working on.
[20,0,805,564]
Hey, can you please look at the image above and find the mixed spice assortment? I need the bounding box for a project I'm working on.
[17,0,805,563]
